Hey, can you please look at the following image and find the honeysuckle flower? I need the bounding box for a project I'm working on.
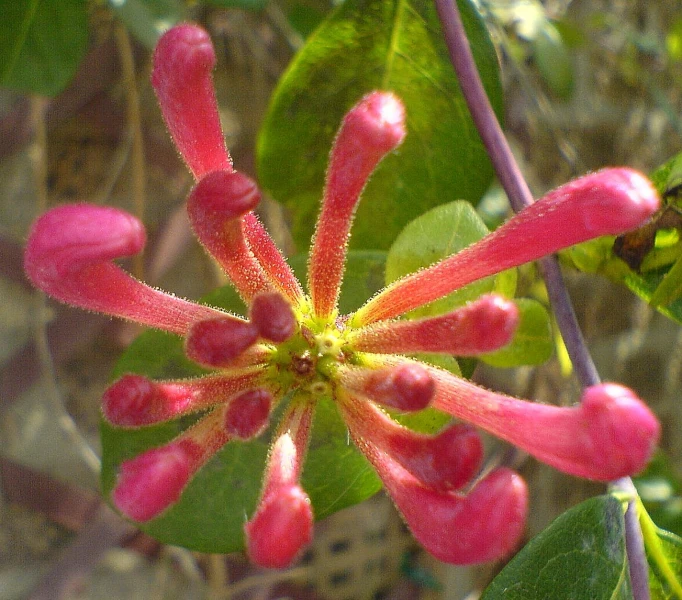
[24,23,662,568]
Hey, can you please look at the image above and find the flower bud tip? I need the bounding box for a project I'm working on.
[113,443,193,522]
[245,484,313,569]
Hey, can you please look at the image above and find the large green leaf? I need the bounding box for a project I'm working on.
[257,0,502,251]
[481,496,632,600]
[103,251,460,552]
[206,0,270,11]
[0,0,88,96]
[385,200,517,318]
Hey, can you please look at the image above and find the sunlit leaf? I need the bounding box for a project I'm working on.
[385,200,517,318]
[257,0,502,251]
[0,0,88,96]
[481,496,632,600]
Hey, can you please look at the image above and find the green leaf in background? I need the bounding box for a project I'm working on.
[644,524,682,600]
[480,298,553,367]
[0,0,88,96]
[634,450,682,539]
[103,251,457,552]
[206,0,270,12]
[385,200,517,318]
[533,21,575,99]
[481,496,632,600]
[109,0,183,49]
[257,0,503,251]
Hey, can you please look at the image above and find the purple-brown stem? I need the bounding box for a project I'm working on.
[433,0,649,596]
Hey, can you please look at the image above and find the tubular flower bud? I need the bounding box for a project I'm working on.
[348,294,519,356]
[341,394,482,491]
[24,23,661,569]
[250,292,296,342]
[185,317,259,368]
[103,368,265,427]
[339,363,436,412]
[309,91,406,319]
[224,388,273,439]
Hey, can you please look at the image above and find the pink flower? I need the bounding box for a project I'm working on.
[24,24,661,568]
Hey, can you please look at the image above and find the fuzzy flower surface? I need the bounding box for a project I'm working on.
[24,24,662,569]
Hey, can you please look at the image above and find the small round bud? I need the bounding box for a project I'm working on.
[112,442,195,522]
[224,389,272,439]
[365,364,435,412]
[185,317,258,368]
[250,292,296,342]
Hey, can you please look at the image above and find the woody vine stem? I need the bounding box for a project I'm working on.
[433,0,650,597]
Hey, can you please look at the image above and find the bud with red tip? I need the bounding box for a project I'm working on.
[152,24,232,178]
[102,369,265,427]
[349,294,519,356]
[250,292,296,342]
[24,204,222,334]
[340,363,436,412]
[309,92,407,319]
[354,168,661,326]
[185,317,259,368]
[113,441,194,522]
[245,483,313,569]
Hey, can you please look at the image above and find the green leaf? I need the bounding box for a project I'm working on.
[102,251,444,552]
[634,450,682,538]
[645,526,682,600]
[0,0,88,96]
[257,0,503,251]
[110,0,183,49]
[206,0,270,11]
[481,496,632,600]
[480,298,553,367]
[532,21,575,99]
[385,200,516,318]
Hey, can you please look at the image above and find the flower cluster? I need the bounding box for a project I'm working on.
[24,24,661,568]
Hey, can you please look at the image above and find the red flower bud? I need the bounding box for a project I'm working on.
[185,317,259,368]
[250,292,296,342]
[245,484,313,569]
[224,389,272,439]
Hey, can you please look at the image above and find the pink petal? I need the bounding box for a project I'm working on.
[245,484,313,569]
[185,316,260,368]
[224,388,273,439]
[103,368,266,427]
[341,394,482,491]
[339,363,435,412]
[152,24,232,178]
[353,168,660,325]
[353,428,527,564]
[349,294,519,355]
[24,204,223,334]
[250,292,297,342]
[430,366,660,481]
[309,92,406,319]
